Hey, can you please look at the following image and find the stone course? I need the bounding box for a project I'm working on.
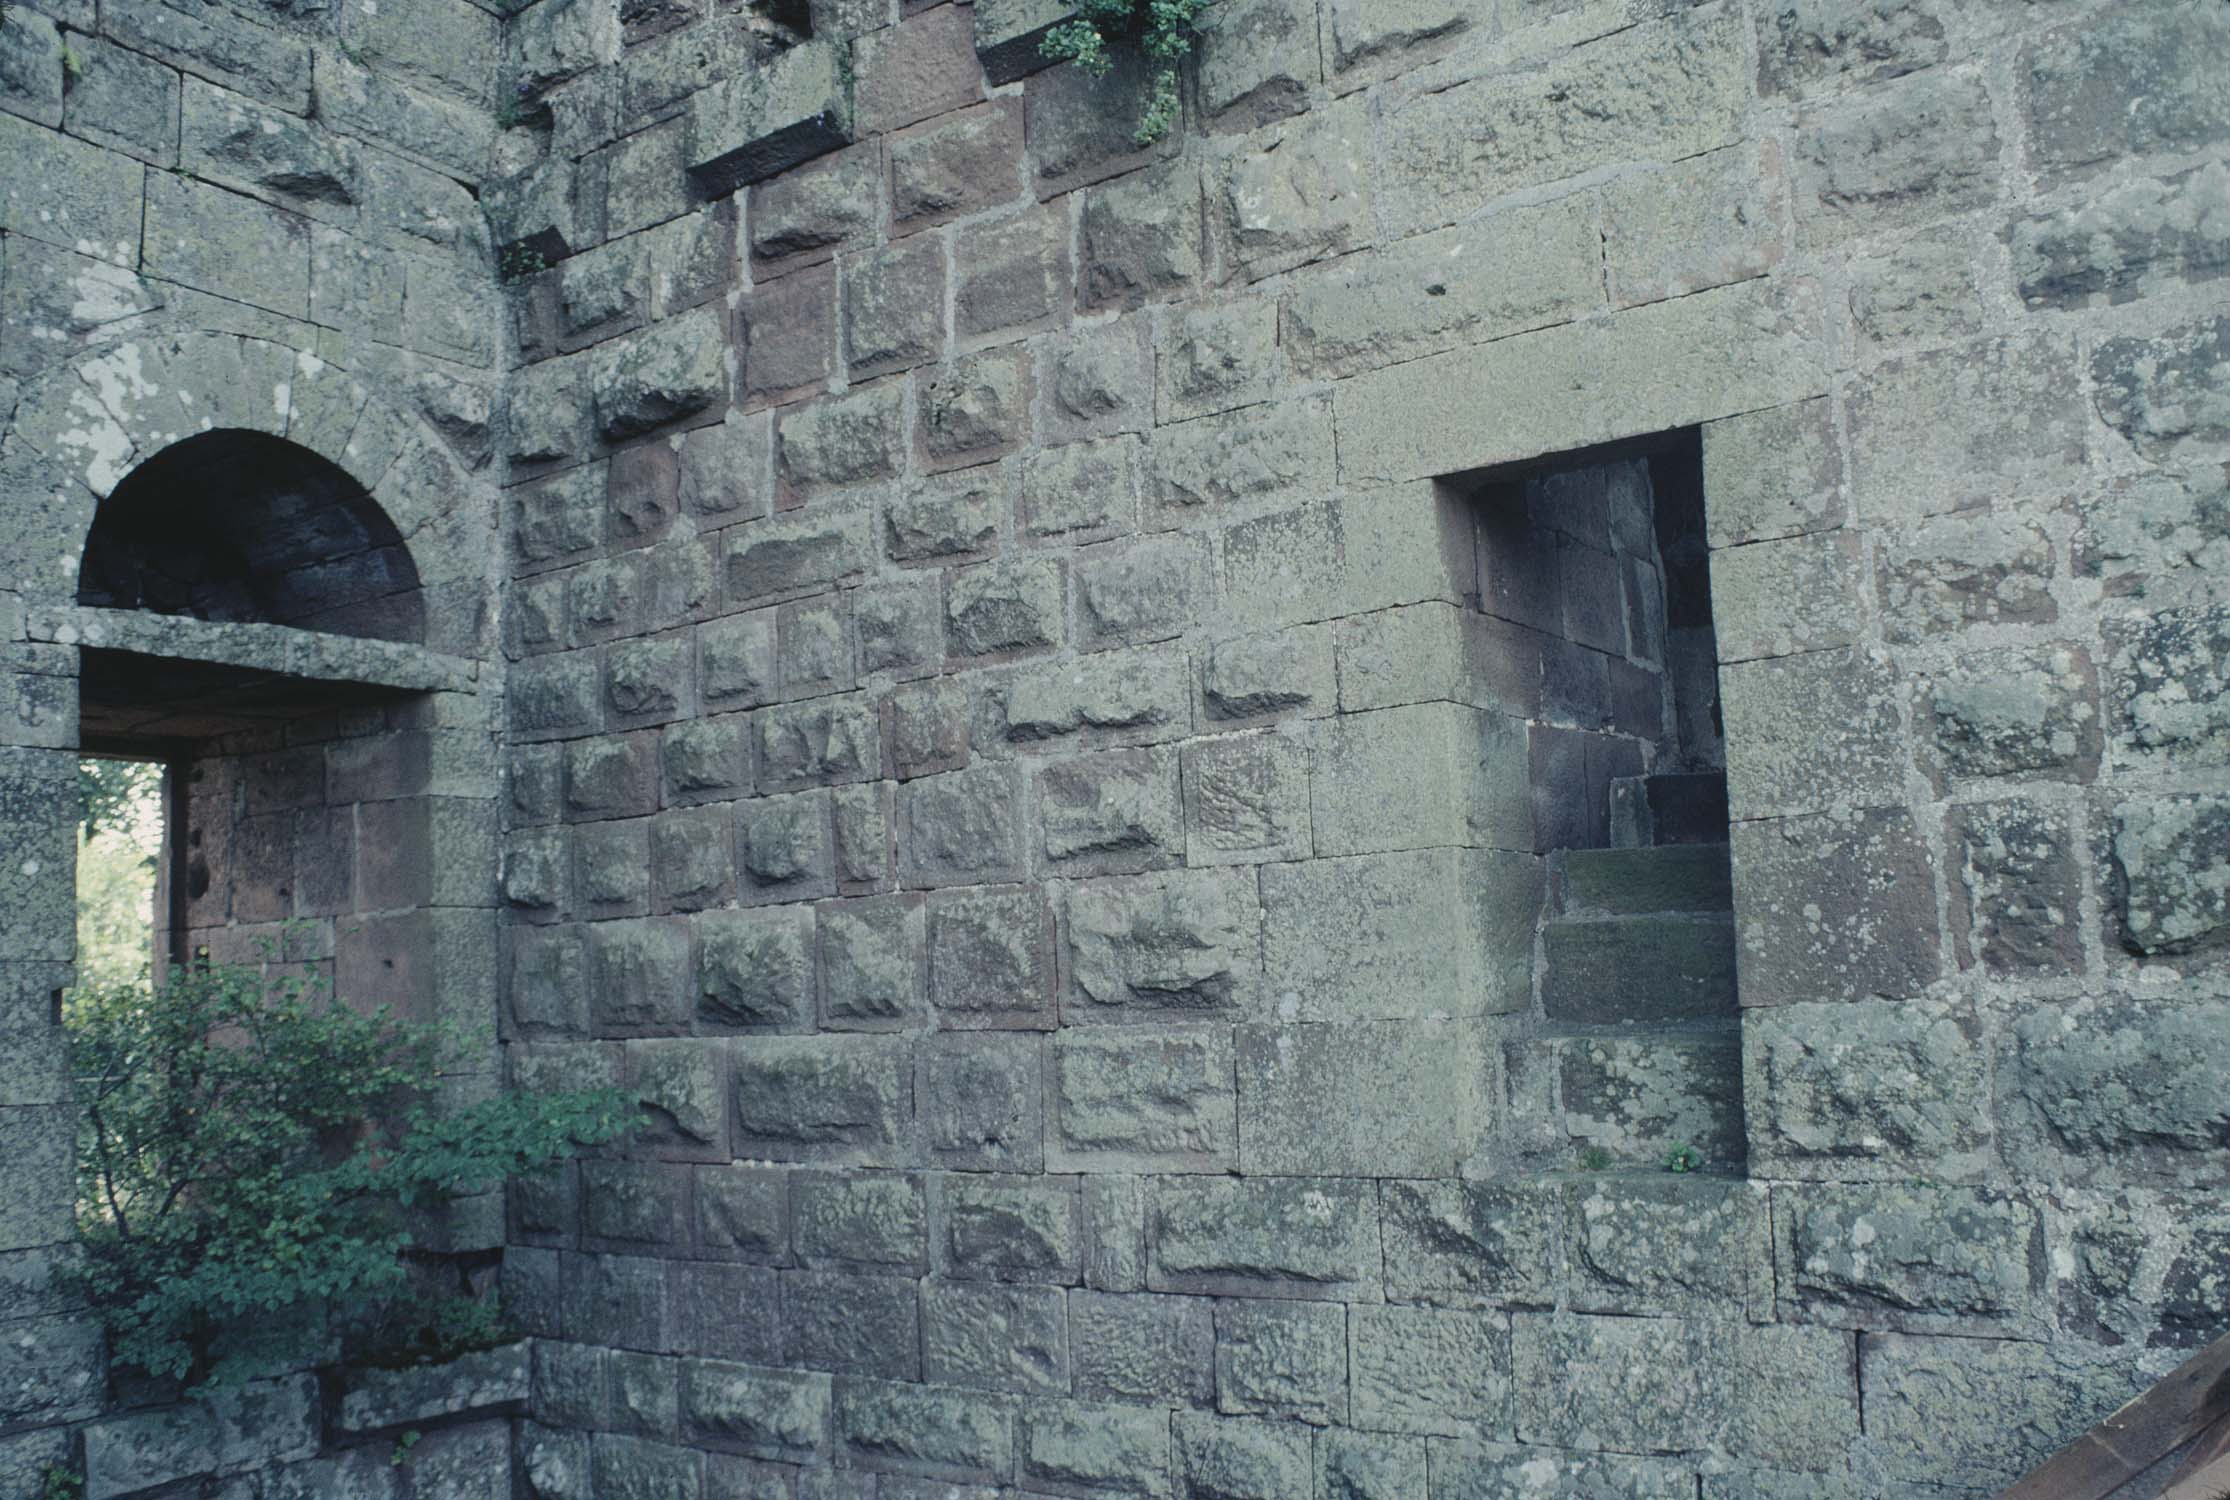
[4,0,2229,1493]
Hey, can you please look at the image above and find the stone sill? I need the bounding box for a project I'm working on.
[27,607,481,695]
[685,39,854,198]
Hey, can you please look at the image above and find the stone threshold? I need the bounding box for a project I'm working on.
[27,606,480,695]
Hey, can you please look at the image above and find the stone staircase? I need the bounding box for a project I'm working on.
[1521,774,1746,1174]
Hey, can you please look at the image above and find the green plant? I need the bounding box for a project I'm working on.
[60,39,83,79]
[40,1464,84,1500]
[391,1430,422,1467]
[1041,0,1208,146]
[1577,1145,1613,1172]
[61,951,632,1389]
[499,243,548,283]
[1664,1143,1703,1174]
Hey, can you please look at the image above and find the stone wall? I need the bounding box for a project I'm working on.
[4,0,2229,1493]
[0,0,510,1482]
[485,0,2230,1494]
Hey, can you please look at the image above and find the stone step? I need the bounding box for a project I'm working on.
[1608,771,1729,848]
[1540,913,1738,1026]
[1555,842,1732,917]
[1533,1023,1746,1174]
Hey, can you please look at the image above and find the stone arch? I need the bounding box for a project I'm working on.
[0,330,494,657]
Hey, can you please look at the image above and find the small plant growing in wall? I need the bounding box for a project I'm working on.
[1041,0,1207,145]
[39,1463,84,1500]
[61,948,632,1388]
[1664,1142,1704,1174]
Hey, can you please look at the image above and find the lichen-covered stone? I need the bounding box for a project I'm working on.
[1064,867,1259,1018]
[1215,1299,1348,1424]
[1514,1315,1857,1472]
[1947,797,2083,975]
[1050,1026,1235,1172]
[732,1035,911,1163]
[1919,644,2099,784]
[1860,1333,2146,1488]
[2110,793,2230,957]
[1238,1019,1492,1179]
[590,307,726,440]
[2002,999,2230,1185]
[1350,1304,1508,1435]
[1149,1176,1380,1299]
[1745,1000,1991,1182]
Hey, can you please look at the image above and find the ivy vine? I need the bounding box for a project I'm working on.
[1041,0,1208,146]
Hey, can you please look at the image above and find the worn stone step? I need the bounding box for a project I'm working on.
[1539,1024,1746,1173]
[1556,843,1732,916]
[1540,914,1738,1025]
[1608,771,1729,847]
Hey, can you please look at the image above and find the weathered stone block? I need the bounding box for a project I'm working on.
[142,168,311,317]
[835,1376,1017,1482]
[1565,1176,1770,1319]
[1194,0,1316,126]
[946,556,1064,658]
[1847,333,2083,519]
[1023,43,1179,197]
[82,1375,319,1498]
[1036,745,1182,875]
[1079,161,1201,312]
[751,145,878,269]
[1215,1298,1348,1424]
[1376,8,1747,234]
[2014,162,2230,311]
[1149,1176,1380,1299]
[628,1036,726,1150]
[1745,999,1990,1181]
[1379,1178,1556,1307]
[760,696,880,789]
[1514,1315,1857,1471]
[1792,69,1998,242]
[1050,1025,1235,1172]
[844,237,947,380]
[900,764,1023,887]
[1069,1291,1213,1408]
[1064,867,1260,1020]
[1429,1441,1693,1499]
[1350,1304,1507,1435]
[1283,206,1598,382]
[686,39,853,197]
[1878,512,2058,643]
[954,200,1070,344]
[1157,298,1279,423]
[1078,535,1203,648]
[769,1270,915,1384]
[1919,644,2099,785]
[695,1165,789,1259]
[583,1159,688,1246]
[1757,0,1948,98]
[1182,730,1312,865]
[1861,1333,2146,1488]
[1320,0,1478,79]
[890,99,1024,233]
[923,1282,1069,1395]
[733,1034,912,1163]
[591,307,727,441]
[1021,433,1141,545]
[2111,792,2230,959]
[1719,647,1904,818]
[1018,1398,1171,1497]
[1337,280,1826,487]
[972,0,1070,84]
[1000,647,1188,744]
[1946,797,2083,976]
[1202,628,1335,723]
[793,1172,926,1273]
[1173,1412,1311,1500]
[735,788,835,902]
[679,1360,829,1462]
[1219,100,1369,282]
[1730,808,1941,1004]
[2095,313,2230,465]
[585,918,692,1035]
[920,347,1030,470]
[942,1174,1080,1283]
[1775,1183,2040,1335]
[1262,847,1540,1020]
[2025,5,2230,178]
[696,906,814,1028]
[1310,701,1533,857]
[779,384,906,498]
[1237,1019,1492,1179]
[740,262,837,405]
[1150,397,1333,522]
[926,883,1056,1029]
[920,1032,1043,1171]
[818,893,926,1029]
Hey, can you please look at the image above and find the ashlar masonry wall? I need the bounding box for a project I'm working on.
[488,0,2230,1496]
[3,0,2230,1493]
